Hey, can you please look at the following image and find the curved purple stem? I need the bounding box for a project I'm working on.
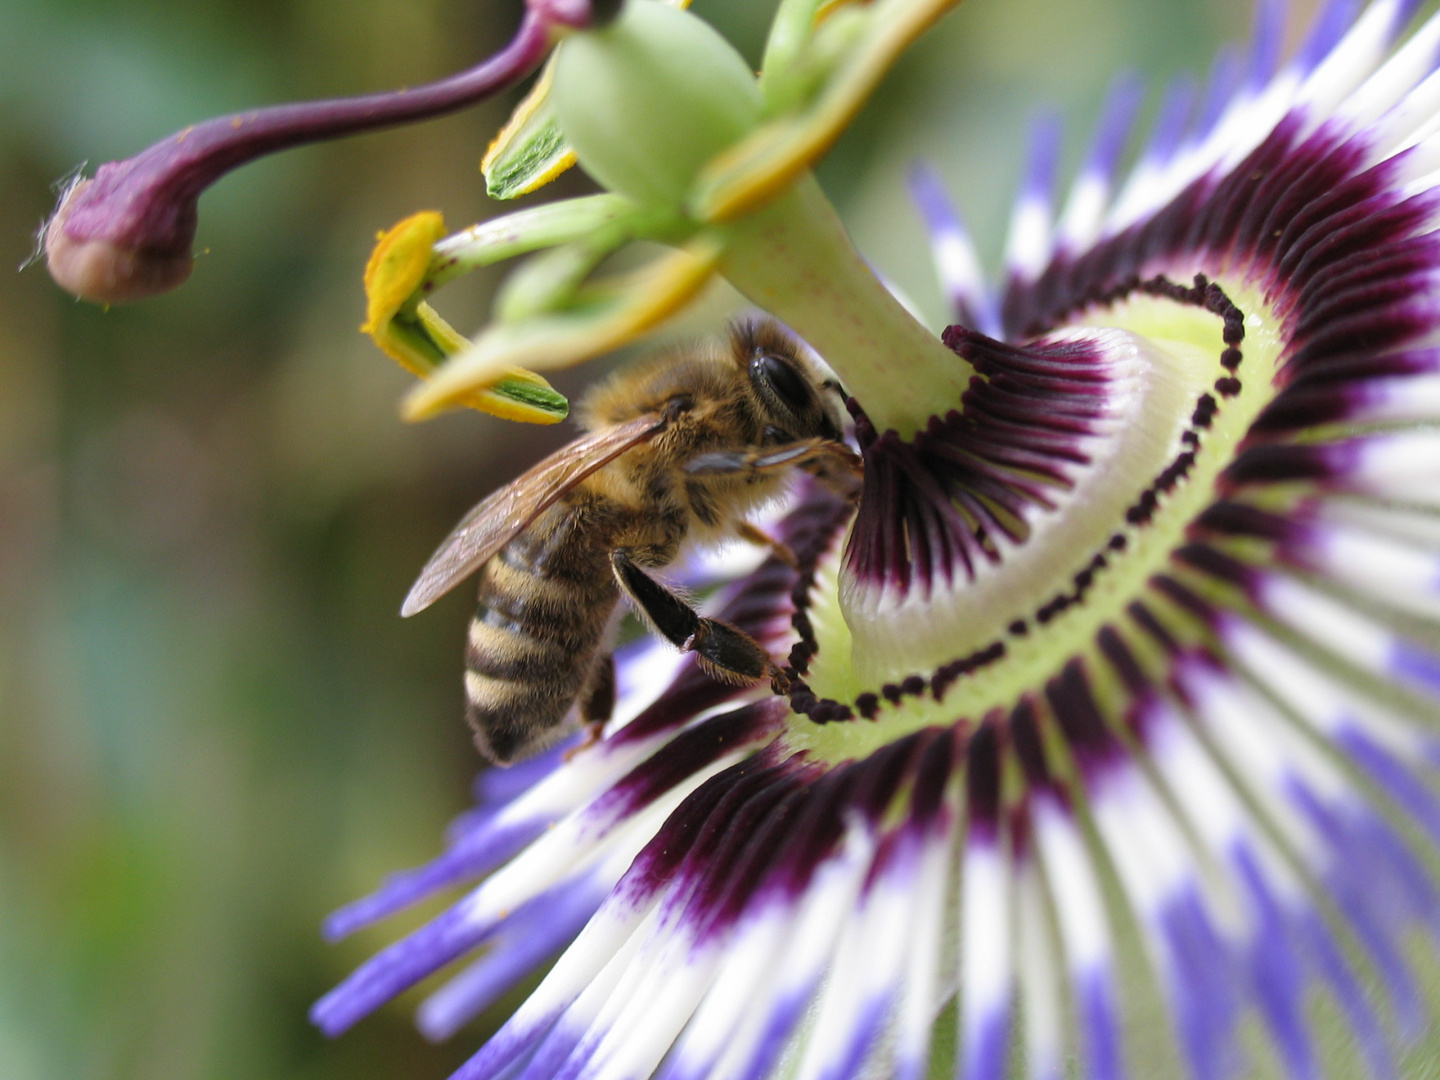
[45,7,557,302]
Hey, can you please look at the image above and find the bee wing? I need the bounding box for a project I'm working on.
[401,413,667,616]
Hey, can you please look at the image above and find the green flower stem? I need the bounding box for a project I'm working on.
[425,195,634,294]
[717,174,972,437]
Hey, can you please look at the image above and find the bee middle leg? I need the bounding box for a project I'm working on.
[734,520,798,568]
[610,549,789,692]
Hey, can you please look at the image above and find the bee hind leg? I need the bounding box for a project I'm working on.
[610,550,789,693]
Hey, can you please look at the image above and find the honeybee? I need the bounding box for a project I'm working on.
[403,321,860,764]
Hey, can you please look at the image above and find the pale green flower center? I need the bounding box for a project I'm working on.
[787,280,1287,765]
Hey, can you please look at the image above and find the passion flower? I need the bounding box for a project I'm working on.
[315,2,1440,1078]
[46,0,1440,1077]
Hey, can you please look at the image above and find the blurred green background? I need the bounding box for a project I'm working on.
[0,0,1329,1077]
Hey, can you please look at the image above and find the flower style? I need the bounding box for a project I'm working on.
[45,0,1440,1078]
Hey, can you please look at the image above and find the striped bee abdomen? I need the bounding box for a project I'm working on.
[464,501,621,764]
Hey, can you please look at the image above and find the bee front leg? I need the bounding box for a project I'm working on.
[610,550,789,692]
[684,438,862,499]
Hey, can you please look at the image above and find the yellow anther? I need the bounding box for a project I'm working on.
[481,0,698,201]
[404,235,722,419]
[362,210,447,376]
[692,0,963,223]
[417,303,568,424]
[482,57,579,200]
[362,211,568,424]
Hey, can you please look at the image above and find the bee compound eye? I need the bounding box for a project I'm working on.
[751,354,812,415]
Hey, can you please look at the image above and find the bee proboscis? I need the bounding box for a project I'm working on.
[404,321,859,765]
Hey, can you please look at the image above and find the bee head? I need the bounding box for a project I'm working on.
[733,320,846,444]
